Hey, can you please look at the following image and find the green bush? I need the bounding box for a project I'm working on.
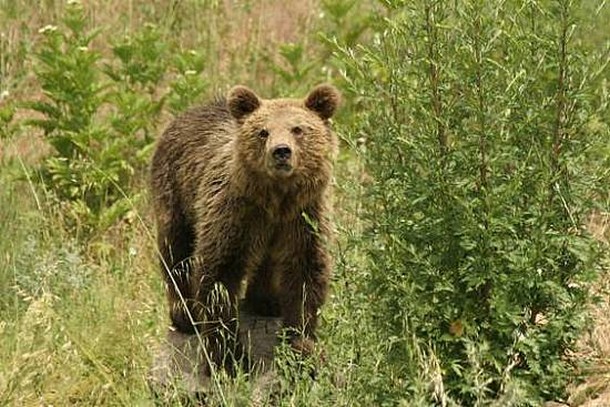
[336,0,609,404]
[24,2,125,234]
[105,22,169,145]
[166,48,207,114]
[23,3,208,235]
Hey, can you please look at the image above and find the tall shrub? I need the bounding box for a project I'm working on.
[25,2,124,234]
[337,0,609,404]
[24,3,208,235]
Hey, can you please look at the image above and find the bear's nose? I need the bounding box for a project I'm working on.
[272,144,292,162]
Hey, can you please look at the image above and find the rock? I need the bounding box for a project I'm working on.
[148,306,282,403]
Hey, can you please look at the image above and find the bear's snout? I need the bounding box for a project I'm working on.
[266,141,296,178]
[272,144,292,162]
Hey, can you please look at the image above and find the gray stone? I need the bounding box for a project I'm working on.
[148,307,283,402]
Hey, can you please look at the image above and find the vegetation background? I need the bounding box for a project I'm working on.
[0,0,609,405]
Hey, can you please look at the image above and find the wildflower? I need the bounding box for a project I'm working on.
[38,25,58,35]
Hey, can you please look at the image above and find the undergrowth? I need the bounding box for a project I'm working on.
[0,0,609,405]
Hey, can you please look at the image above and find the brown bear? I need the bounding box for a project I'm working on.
[150,84,340,368]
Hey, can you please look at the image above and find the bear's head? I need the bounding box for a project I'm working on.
[227,84,341,190]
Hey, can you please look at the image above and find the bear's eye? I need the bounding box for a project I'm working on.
[291,126,303,136]
[258,129,269,139]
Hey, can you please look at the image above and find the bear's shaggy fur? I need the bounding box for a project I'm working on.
[150,84,340,365]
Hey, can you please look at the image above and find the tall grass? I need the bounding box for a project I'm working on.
[0,1,368,404]
[0,161,163,405]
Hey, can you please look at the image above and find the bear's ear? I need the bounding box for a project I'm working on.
[228,86,261,120]
[304,84,341,120]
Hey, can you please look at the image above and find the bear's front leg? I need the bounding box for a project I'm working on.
[189,273,245,373]
[190,205,250,373]
[277,211,331,357]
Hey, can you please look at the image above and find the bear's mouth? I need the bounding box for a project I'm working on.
[269,162,294,178]
[275,163,292,171]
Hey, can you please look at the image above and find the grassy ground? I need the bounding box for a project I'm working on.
[0,3,371,404]
[0,163,163,405]
[1,1,609,406]
[0,112,371,405]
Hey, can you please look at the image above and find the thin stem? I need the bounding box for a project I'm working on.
[474,13,488,192]
[549,0,571,209]
[425,2,447,154]
[553,2,569,169]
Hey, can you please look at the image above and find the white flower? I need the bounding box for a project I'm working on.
[0,90,9,100]
[67,0,81,5]
[185,70,197,76]
[38,25,58,34]
[77,46,88,52]
[129,247,137,257]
